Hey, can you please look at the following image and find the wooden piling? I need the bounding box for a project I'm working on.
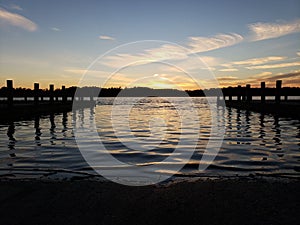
[49,84,54,104]
[62,85,66,103]
[261,82,265,104]
[246,84,252,102]
[228,87,232,102]
[237,85,241,102]
[6,80,13,108]
[242,86,246,101]
[275,80,282,104]
[34,83,39,105]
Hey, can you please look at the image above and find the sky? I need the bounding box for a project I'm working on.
[0,0,300,89]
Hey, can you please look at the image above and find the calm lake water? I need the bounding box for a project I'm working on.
[0,97,299,180]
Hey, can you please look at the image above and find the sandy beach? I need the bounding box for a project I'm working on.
[0,178,299,225]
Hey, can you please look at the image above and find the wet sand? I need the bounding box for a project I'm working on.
[0,178,299,225]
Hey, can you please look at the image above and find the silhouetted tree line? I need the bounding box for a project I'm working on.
[0,86,299,97]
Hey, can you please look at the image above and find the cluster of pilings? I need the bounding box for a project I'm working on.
[219,80,288,104]
[4,80,70,108]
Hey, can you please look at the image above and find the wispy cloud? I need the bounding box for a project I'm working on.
[252,71,300,86]
[297,52,300,57]
[219,68,238,72]
[101,33,242,69]
[64,68,108,76]
[10,4,23,11]
[216,70,300,87]
[160,55,220,74]
[0,7,37,31]
[249,19,300,41]
[188,33,243,53]
[144,44,188,61]
[246,61,300,70]
[64,68,138,87]
[99,35,115,41]
[249,71,272,78]
[232,56,286,66]
[267,70,300,81]
[219,56,287,71]
[51,27,61,32]
[217,76,239,81]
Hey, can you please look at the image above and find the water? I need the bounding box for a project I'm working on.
[0,97,299,180]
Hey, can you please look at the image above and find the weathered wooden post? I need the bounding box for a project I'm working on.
[246,84,252,103]
[228,87,232,102]
[261,82,265,104]
[242,86,246,101]
[237,85,241,102]
[6,80,13,108]
[275,80,282,104]
[49,84,54,104]
[62,85,66,103]
[34,83,39,106]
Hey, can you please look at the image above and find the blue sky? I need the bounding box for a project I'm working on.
[0,0,299,89]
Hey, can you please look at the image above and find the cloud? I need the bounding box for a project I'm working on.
[101,53,154,68]
[219,68,238,72]
[10,4,23,11]
[266,71,300,81]
[64,68,109,76]
[51,27,61,31]
[101,33,242,69]
[249,19,300,41]
[249,71,272,78]
[188,33,243,53]
[216,70,300,87]
[219,56,287,71]
[297,52,300,57]
[159,56,220,74]
[101,44,190,69]
[246,61,300,70]
[232,56,286,66]
[0,7,37,31]
[217,76,239,81]
[199,56,221,66]
[144,44,188,61]
[99,35,115,41]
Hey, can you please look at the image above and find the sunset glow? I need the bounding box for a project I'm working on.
[0,0,299,89]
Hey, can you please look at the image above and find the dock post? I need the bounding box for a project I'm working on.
[246,84,251,103]
[237,85,241,102]
[34,83,39,106]
[242,86,246,101]
[49,84,54,104]
[261,82,265,104]
[62,86,66,103]
[6,80,13,108]
[275,80,282,104]
[228,87,232,102]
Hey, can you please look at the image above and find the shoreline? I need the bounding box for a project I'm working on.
[0,177,299,225]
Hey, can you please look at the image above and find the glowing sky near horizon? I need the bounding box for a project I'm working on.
[0,0,300,89]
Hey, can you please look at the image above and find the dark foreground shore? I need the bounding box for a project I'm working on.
[0,178,299,225]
